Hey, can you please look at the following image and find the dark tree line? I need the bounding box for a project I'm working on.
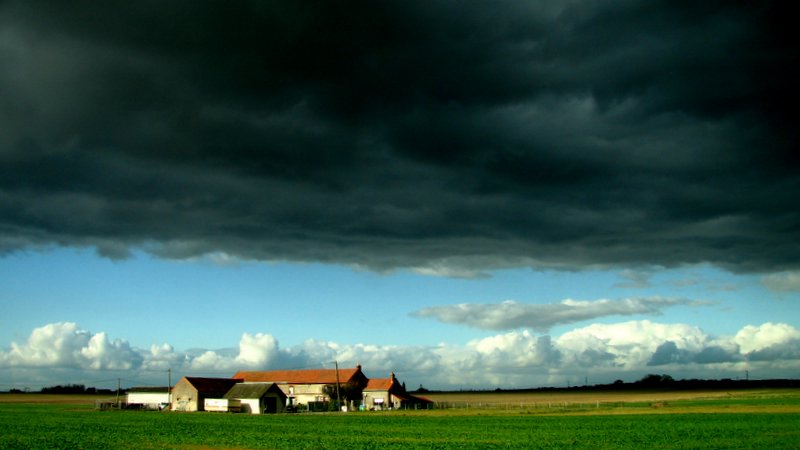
[37,384,113,395]
[412,376,800,394]
[40,384,89,394]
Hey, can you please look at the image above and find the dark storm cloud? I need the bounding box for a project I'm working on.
[1,1,798,273]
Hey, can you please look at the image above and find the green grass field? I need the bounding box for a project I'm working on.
[1,390,799,449]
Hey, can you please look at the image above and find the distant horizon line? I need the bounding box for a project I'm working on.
[5,376,799,395]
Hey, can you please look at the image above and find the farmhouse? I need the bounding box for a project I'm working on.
[166,366,426,413]
[223,382,287,414]
[171,377,243,412]
[363,373,433,410]
[233,365,369,411]
[126,387,171,410]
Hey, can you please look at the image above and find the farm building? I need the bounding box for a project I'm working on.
[171,377,243,412]
[223,382,287,414]
[363,373,433,410]
[233,365,369,411]
[126,387,170,410]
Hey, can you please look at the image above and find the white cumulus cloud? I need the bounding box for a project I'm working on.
[556,320,709,369]
[142,343,183,371]
[734,323,800,354]
[185,333,283,371]
[235,333,280,367]
[0,322,141,370]
[3,321,800,390]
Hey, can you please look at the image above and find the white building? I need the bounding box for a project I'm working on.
[223,382,286,414]
[126,387,171,410]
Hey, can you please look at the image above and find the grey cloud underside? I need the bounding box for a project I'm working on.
[1,1,798,272]
[647,339,800,366]
[648,341,741,366]
[411,297,701,332]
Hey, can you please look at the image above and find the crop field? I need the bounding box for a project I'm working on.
[422,388,800,414]
[1,390,799,449]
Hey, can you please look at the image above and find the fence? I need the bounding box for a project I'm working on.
[95,400,123,410]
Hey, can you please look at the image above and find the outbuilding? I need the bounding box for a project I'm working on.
[171,377,243,412]
[224,382,287,414]
[126,387,171,410]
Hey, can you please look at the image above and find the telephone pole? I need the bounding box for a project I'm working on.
[334,361,342,411]
[168,368,172,410]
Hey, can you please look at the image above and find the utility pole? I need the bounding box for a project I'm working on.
[115,378,121,407]
[334,360,342,412]
[168,368,172,410]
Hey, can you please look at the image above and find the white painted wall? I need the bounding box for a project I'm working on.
[127,392,169,407]
[205,398,241,412]
[239,398,261,414]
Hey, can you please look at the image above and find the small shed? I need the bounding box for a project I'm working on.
[224,382,287,414]
[126,387,170,410]
[171,377,243,412]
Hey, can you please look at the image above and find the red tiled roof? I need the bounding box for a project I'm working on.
[233,367,362,384]
[365,378,395,391]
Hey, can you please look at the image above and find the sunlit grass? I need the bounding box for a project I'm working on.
[1,390,799,449]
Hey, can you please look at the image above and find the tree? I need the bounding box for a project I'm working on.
[40,384,87,394]
[322,382,362,410]
[638,374,674,386]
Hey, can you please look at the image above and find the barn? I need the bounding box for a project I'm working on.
[171,377,242,412]
[224,382,287,414]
